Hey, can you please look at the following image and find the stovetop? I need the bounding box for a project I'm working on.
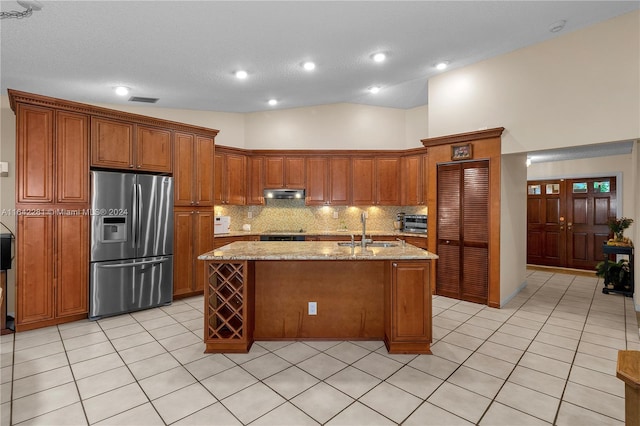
[263,229,306,234]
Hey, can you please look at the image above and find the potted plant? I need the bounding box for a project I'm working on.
[606,217,634,246]
[595,258,631,290]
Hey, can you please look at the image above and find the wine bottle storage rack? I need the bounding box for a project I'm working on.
[207,262,246,340]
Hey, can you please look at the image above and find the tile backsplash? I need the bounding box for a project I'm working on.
[214,201,427,233]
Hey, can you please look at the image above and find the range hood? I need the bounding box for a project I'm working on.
[263,188,305,200]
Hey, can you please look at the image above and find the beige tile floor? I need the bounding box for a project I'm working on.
[1,269,638,425]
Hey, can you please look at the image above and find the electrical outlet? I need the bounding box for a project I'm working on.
[308,302,317,315]
[248,211,253,219]
[333,211,339,219]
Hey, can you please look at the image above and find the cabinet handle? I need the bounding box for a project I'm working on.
[190,201,195,205]
[129,165,134,168]
[393,263,397,267]
[136,165,141,169]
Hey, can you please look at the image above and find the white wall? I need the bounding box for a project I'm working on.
[428,10,640,153]
[88,102,246,148]
[404,105,428,149]
[244,103,411,150]
[500,153,528,306]
[0,96,17,314]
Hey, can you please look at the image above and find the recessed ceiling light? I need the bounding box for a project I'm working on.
[435,62,449,71]
[302,61,316,71]
[372,52,386,63]
[114,86,130,96]
[268,99,278,106]
[235,70,248,79]
[368,86,381,94]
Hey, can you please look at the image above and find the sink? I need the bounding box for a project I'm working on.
[337,242,397,248]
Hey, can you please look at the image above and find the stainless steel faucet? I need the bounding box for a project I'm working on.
[360,212,372,248]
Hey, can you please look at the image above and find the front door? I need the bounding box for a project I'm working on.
[527,177,616,270]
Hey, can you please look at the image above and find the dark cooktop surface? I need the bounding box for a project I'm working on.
[263,229,306,234]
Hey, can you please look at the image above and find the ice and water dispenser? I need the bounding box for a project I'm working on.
[101,217,127,242]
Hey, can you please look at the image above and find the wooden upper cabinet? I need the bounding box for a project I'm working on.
[195,136,215,206]
[226,153,246,205]
[136,125,172,173]
[401,154,428,206]
[352,157,375,205]
[264,157,284,188]
[91,117,134,169]
[174,133,214,206]
[285,157,305,188]
[91,119,172,173]
[17,104,54,203]
[56,111,89,204]
[305,157,328,205]
[247,156,264,205]
[376,157,401,205]
[264,156,305,188]
[329,157,351,205]
[174,133,196,206]
[215,149,246,205]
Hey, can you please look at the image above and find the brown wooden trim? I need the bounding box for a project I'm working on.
[15,313,87,332]
[421,127,504,147]
[526,264,596,277]
[8,89,219,137]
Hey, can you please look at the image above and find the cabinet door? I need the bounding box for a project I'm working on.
[329,157,351,205]
[391,261,430,341]
[56,215,88,317]
[195,136,215,206]
[56,111,89,204]
[226,153,246,205]
[17,214,54,327]
[214,153,225,205]
[136,125,172,172]
[194,211,214,292]
[17,104,54,203]
[305,157,328,205]
[264,157,284,188]
[173,210,195,297]
[376,157,400,205]
[352,157,375,205]
[247,156,264,205]
[91,117,134,169]
[401,155,422,206]
[174,133,195,206]
[285,157,305,188]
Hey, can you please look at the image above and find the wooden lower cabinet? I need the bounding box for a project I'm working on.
[385,261,431,354]
[173,209,213,298]
[16,212,88,331]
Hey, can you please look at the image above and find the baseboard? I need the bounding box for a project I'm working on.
[526,264,596,277]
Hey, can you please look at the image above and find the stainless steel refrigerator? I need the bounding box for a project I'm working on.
[89,171,173,320]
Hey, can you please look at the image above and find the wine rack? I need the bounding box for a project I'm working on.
[205,261,254,352]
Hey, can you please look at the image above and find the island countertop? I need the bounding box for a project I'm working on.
[198,241,438,261]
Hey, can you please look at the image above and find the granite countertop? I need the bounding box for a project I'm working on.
[214,230,427,238]
[198,241,438,261]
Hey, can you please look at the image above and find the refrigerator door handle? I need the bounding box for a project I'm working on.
[136,183,142,250]
[96,257,170,269]
[131,183,138,249]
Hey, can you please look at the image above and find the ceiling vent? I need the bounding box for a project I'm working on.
[128,96,159,104]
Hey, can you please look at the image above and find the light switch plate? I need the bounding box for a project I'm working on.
[333,211,339,219]
[0,161,8,177]
[308,302,317,315]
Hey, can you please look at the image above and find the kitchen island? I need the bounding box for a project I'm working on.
[198,241,438,354]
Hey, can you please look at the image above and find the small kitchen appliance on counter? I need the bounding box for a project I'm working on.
[403,214,427,234]
[214,216,231,234]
